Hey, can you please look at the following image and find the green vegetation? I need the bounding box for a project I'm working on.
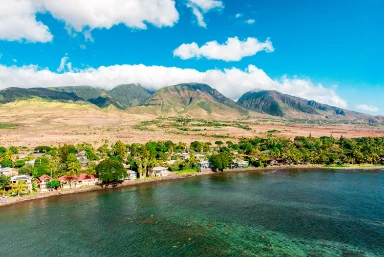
[175,169,199,175]
[96,160,127,184]
[0,124,19,129]
[2,133,384,199]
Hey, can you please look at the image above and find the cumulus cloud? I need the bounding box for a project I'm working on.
[235,13,243,18]
[0,0,52,42]
[187,0,223,27]
[0,63,347,108]
[356,104,379,113]
[0,0,179,42]
[173,37,274,61]
[246,19,255,24]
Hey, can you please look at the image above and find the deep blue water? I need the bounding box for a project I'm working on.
[0,169,383,256]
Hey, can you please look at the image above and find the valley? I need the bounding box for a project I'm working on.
[0,99,383,148]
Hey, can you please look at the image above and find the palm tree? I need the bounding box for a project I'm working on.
[11,180,29,197]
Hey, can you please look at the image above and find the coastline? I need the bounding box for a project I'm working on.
[1,165,383,208]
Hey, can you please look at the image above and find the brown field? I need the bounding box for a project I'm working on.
[1,100,384,148]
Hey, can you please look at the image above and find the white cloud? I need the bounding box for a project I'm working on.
[0,63,347,108]
[57,55,73,73]
[246,19,255,24]
[356,104,379,113]
[187,0,223,27]
[173,37,274,61]
[0,0,52,42]
[0,0,179,42]
[13,59,17,63]
[235,13,243,18]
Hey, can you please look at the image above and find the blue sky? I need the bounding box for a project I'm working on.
[0,0,383,114]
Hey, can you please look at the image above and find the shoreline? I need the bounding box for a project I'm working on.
[1,165,383,208]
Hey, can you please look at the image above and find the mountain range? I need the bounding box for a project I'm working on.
[0,83,382,123]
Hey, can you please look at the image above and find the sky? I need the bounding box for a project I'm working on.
[0,0,383,114]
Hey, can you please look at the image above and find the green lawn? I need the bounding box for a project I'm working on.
[176,169,199,175]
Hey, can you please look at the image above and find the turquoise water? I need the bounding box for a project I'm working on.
[0,169,383,256]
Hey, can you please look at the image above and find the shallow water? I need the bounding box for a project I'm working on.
[0,169,383,256]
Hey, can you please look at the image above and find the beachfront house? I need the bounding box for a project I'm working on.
[39,174,52,192]
[10,175,33,192]
[199,160,211,169]
[151,167,169,177]
[126,170,137,180]
[232,159,249,169]
[58,173,99,189]
[39,174,52,193]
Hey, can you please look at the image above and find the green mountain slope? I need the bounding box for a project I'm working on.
[0,87,84,104]
[237,90,380,123]
[50,86,104,100]
[136,83,248,117]
[108,84,151,109]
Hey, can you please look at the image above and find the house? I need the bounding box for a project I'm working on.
[194,154,205,160]
[76,151,88,167]
[0,167,16,177]
[125,170,137,180]
[58,175,73,189]
[152,167,169,177]
[25,160,35,165]
[39,175,52,192]
[10,175,33,192]
[179,153,189,160]
[74,173,99,187]
[199,160,211,169]
[58,173,99,189]
[233,159,249,168]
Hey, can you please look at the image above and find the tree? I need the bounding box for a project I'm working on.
[46,180,60,190]
[1,159,12,168]
[14,160,25,168]
[215,141,224,147]
[9,146,18,154]
[210,153,230,172]
[66,154,81,178]
[96,160,126,184]
[10,180,29,196]
[0,175,10,195]
[18,165,33,175]
[112,140,127,161]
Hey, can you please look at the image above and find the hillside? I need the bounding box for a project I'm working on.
[237,90,382,123]
[134,83,249,117]
[0,87,84,104]
[49,84,151,109]
[108,84,151,109]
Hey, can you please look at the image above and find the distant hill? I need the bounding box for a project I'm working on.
[50,86,104,100]
[108,84,151,109]
[49,84,151,109]
[135,83,249,117]
[0,87,84,104]
[237,90,381,123]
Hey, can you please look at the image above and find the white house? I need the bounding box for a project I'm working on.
[11,175,33,192]
[126,170,137,180]
[199,160,211,169]
[233,159,249,168]
[152,167,169,177]
[39,174,52,193]
[0,167,16,176]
